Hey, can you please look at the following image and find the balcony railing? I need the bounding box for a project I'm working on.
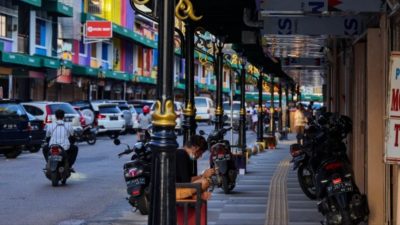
[17,35,29,54]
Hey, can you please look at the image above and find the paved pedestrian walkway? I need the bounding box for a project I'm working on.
[207,135,322,225]
[82,134,322,225]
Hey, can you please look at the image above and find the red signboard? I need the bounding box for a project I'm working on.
[85,21,113,39]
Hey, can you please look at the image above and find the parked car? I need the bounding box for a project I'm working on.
[0,100,30,158]
[21,102,84,130]
[150,101,183,135]
[109,100,134,133]
[128,104,139,133]
[194,96,215,124]
[223,101,248,131]
[70,100,97,126]
[26,112,46,153]
[91,102,125,137]
[128,100,155,115]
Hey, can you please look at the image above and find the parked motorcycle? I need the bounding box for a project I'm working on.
[74,125,97,145]
[43,144,72,187]
[203,127,237,194]
[114,133,152,215]
[292,113,369,225]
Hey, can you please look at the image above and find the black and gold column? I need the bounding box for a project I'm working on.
[214,39,225,131]
[147,0,178,224]
[285,83,290,130]
[238,57,247,170]
[270,74,275,135]
[278,81,283,133]
[182,21,196,145]
[256,73,264,146]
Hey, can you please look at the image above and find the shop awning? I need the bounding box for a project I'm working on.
[134,75,156,84]
[46,0,73,17]
[20,0,41,7]
[176,83,185,90]
[104,70,131,81]
[223,88,231,93]
[72,64,98,77]
[81,13,157,49]
[0,52,41,68]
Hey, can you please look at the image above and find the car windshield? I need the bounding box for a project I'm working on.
[195,98,207,107]
[119,105,130,111]
[49,104,77,115]
[223,103,240,111]
[99,105,121,114]
[0,104,26,117]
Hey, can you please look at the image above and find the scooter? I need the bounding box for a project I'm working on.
[114,133,152,215]
[44,144,72,187]
[203,127,237,194]
[74,125,97,145]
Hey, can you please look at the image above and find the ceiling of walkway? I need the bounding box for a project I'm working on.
[190,0,383,91]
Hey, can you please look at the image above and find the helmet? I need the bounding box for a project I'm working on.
[143,105,150,114]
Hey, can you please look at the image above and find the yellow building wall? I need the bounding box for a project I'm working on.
[112,0,121,25]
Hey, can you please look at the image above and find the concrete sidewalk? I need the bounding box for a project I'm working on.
[207,135,322,225]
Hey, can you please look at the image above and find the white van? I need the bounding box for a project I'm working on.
[194,97,215,124]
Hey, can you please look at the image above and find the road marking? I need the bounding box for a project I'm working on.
[265,157,291,225]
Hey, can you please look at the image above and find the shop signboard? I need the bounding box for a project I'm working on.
[262,16,365,36]
[385,52,400,164]
[259,0,381,14]
[85,21,113,39]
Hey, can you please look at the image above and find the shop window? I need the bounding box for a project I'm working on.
[35,19,46,46]
[88,0,102,15]
[102,42,109,61]
[0,13,12,38]
[91,43,97,57]
[79,39,87,55]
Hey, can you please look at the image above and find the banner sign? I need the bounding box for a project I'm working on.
[85,21,113,39]
[259,0,382,13]
[262,16,364,36]
[385,52,400,164]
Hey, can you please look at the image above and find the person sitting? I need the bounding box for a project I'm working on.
[43,109,78,172]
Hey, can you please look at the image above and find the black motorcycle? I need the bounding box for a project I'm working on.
[74,125,97,145]
[295,114,369,225]
[44,144,72,187]
[203,127,237,194]
[114,135,152,215]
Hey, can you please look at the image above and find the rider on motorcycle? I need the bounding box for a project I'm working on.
[176,135,214,183]
[43,109,78,172]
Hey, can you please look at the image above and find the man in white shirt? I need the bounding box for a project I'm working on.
[43,110,78,171]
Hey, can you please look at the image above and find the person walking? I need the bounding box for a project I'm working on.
[294,103,307,144]
[251,105,258,132]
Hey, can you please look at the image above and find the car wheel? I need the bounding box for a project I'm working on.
[4,148,22,159]
[29,145,41,153]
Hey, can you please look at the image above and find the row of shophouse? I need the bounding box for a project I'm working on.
[0,0,246,103]
[0,0,322,104]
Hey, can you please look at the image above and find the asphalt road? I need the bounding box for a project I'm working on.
[0,124,243,225]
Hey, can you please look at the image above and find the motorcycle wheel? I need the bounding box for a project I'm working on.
[61,178,67,185]
[29,145,41,153]
[222,176,232,194]
[341,211,353,225]
[137,195,149,215]
[297,164,317,200]
[86,133,97,145]
[51,172,59,187]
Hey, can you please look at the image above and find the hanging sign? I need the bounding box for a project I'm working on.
[385,52,400,164]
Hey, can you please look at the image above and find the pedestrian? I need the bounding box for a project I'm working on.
[294,103,307,144]
[137,105,152,140]
[251,105,258,132]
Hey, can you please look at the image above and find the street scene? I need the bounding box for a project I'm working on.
[0,0,398,225]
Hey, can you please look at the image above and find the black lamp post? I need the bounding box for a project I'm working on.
[182,21,196,145]
[214,38,225,131]
[238,56,247,171]
[270,74,275,136]
[285,83,290,130]
[256,72,264,145]
[278,81,283,133]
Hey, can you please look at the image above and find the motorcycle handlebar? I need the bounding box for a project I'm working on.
[118,149,133,157]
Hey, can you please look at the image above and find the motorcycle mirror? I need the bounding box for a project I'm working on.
[199,130,205,135]
[113,139,121,146]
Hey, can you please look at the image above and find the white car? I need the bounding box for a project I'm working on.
[194,97,215,124]
[21,102,84,130]
[91,102,125,135]
[128,104,140,131]
[150,101,183,135]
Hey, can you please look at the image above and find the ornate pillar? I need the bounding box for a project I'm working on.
[238,58,247,171]
[214,40,225,131]
[285,83,290,129]
[278,81,283,132]
[270,74,275,135]
[183,22,196,145]
[147,0,178,224]
[256,74,264,143]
